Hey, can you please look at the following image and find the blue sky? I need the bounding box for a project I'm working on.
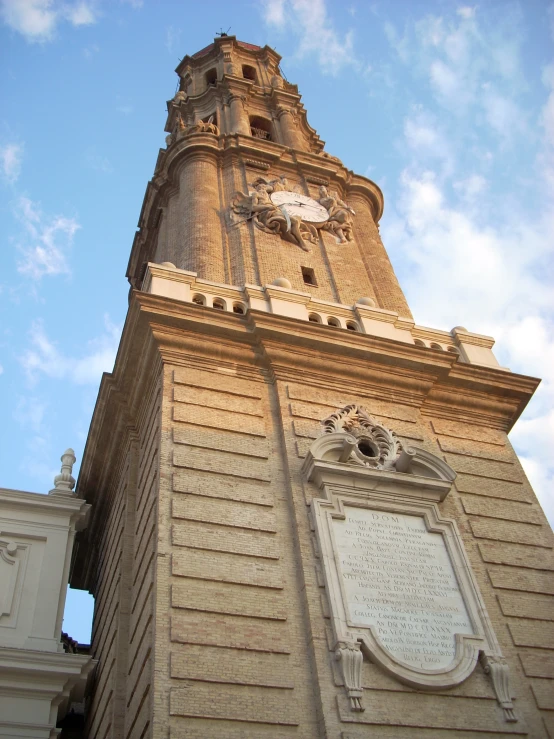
[1,0,553,643]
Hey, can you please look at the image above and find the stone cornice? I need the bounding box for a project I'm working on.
[175,38,281,78]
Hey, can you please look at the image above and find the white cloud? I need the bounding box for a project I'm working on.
[429,59,461,101]
[166,24,181,55]
[82,42,98,58]
[453,173,487,200]
[457,6,476,20]
[540,63,554,195]
[383,21,410,63]
[388,170,553,327]
[482,88,525,141]
[384,163,554,524]
[64,0,94,25]
[14,196,80,279]
[386,6,526,135]
[261,0,356,74]
[403,109,453,174]
[21,315,121,385]
[1,0,96,42]
[14,395,47,432]
[0,142,23,184]
[1,0,57,41]
[263,0,285,27]
[86,150,113,173]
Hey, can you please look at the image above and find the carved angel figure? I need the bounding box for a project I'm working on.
[318,186,355,243]
[269,174,288,192]
[230,180,316,252]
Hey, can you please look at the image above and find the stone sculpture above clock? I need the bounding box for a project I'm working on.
[230,176,355,251]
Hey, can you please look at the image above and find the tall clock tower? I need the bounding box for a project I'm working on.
[71,37,553,739]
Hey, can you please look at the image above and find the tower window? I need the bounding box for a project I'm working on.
[205,68,217,87]
[192,294,206,306]
[346,321,359,331]
[242,65,257,82]
[249,116,272,141]
[212,298,226,310]
[233,303,246,314]
[327,317,340,328]
[301,266,317,286]
[308,313,322,323]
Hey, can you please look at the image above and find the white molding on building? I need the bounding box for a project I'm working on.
[0,451,96,738]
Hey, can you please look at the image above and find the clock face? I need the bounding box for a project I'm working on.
[270,190,329,223]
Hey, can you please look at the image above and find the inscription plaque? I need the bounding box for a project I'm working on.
[332,507,475,670]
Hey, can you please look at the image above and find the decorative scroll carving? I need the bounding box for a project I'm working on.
[318,186,355,243]
[0,541,17,565]
[322,404,402,469]
[229,175,356,251]
[481,654,517,722]
[230,178,317,252]
[335,642,364,712]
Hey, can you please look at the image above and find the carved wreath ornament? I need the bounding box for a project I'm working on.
[230,175,355,252]
[323,404,402,468]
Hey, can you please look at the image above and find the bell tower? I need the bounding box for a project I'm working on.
[126,35,411,316]
[72,36,552,739]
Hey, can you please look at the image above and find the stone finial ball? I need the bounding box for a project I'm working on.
[452,325,468,332]
[272,277,292,289]
[160,262,176,269]
[357,297,376,307]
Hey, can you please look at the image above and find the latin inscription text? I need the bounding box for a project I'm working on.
[332,508,474,670]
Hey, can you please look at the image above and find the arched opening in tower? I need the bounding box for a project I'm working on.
[249,116,272,141]
[242,64,257,82]
[205,68,217,88]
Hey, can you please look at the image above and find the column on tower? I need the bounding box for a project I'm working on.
[348,190,413,317]
[227,94,250,136]
[276,107,302,149]
[174,149,226,283]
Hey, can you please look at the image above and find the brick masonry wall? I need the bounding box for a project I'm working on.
[153,153,412,317]
[153,364,323,739]
[86,380,161,739]
[87,455,129,739]
[136,352,552,738]
[279,380,553,738]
